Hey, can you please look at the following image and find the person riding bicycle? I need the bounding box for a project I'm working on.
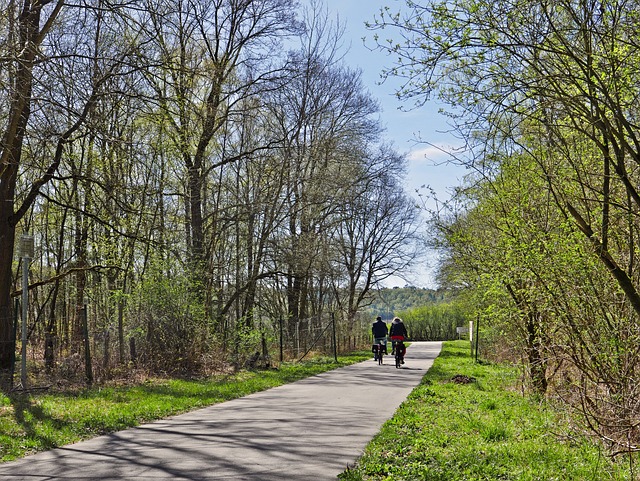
[371,316,388,358]
[389,317,408,361]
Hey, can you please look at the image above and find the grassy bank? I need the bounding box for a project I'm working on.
[339,341,632,481]
[0,351,370,462]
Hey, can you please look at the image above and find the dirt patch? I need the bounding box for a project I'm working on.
[451,374,476,384]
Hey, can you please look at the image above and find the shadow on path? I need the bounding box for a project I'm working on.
[0,341,442,481]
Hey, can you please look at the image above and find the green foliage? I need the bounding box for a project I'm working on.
[371,0,640,454]
[128,256,211,372]
[365,288,469,341]
[0,350,371,462]
[339,341,631,481]
[398,301,470,341]
[366,287,456,319]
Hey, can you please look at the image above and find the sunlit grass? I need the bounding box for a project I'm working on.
[339,341,631,481]
[1,351,370,462]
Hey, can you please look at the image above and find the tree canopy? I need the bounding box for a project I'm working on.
[0,0,422,388]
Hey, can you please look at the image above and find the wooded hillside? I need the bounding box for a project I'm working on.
[364,287,452,319]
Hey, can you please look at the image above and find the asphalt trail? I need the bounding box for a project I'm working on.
[0,341,442,480]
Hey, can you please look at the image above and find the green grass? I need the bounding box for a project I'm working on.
[339,341,631,481]
[0,351,370,462]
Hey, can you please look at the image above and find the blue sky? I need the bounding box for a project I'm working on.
[320,0,467,287]
[324,0,467,203]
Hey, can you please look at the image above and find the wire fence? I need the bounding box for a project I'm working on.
[1,306,374,390]
[277,313,370,362]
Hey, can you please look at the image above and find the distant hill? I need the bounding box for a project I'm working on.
[364,287,456,320]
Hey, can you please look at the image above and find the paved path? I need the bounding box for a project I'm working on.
[0,341,442,480]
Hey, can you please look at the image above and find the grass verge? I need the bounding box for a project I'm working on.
[339,341,632,481]
[0,351,370,462]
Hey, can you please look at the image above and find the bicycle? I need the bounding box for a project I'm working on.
[390,335,406,368]
[372,337,387,365]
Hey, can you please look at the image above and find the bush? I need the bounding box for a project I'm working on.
[129,262,212,373]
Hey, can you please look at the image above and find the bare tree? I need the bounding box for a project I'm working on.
[265,1,382,333]
[332,144,420,325]
[142,0,297,265]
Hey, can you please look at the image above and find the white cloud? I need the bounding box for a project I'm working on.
[400,143,469,208]
[407,143,461,163]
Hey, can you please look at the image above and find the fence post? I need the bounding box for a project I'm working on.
[83,305,93,385]
[19,234,34,390]
[475,315,480,362]
[10,299,18,389]
[279,318,283,363]
[21,263,29,388]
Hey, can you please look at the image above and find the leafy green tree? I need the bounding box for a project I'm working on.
[398,301,468,341]
[371,0,640,315]
[372,0,640,451]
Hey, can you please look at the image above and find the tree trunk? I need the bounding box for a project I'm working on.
[72,193,88,351]
[505,283,548,395]
[526,311,547,395]
[187,164,204,263]
[0,222,17,382]
[0,1,45,380]
[44,282,60,371]
[118,295,125,364]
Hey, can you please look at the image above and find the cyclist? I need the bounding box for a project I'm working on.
[371,316,388,359]
[389,317,408,363]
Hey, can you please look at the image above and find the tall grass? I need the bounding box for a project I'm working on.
[339,341,633,481]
